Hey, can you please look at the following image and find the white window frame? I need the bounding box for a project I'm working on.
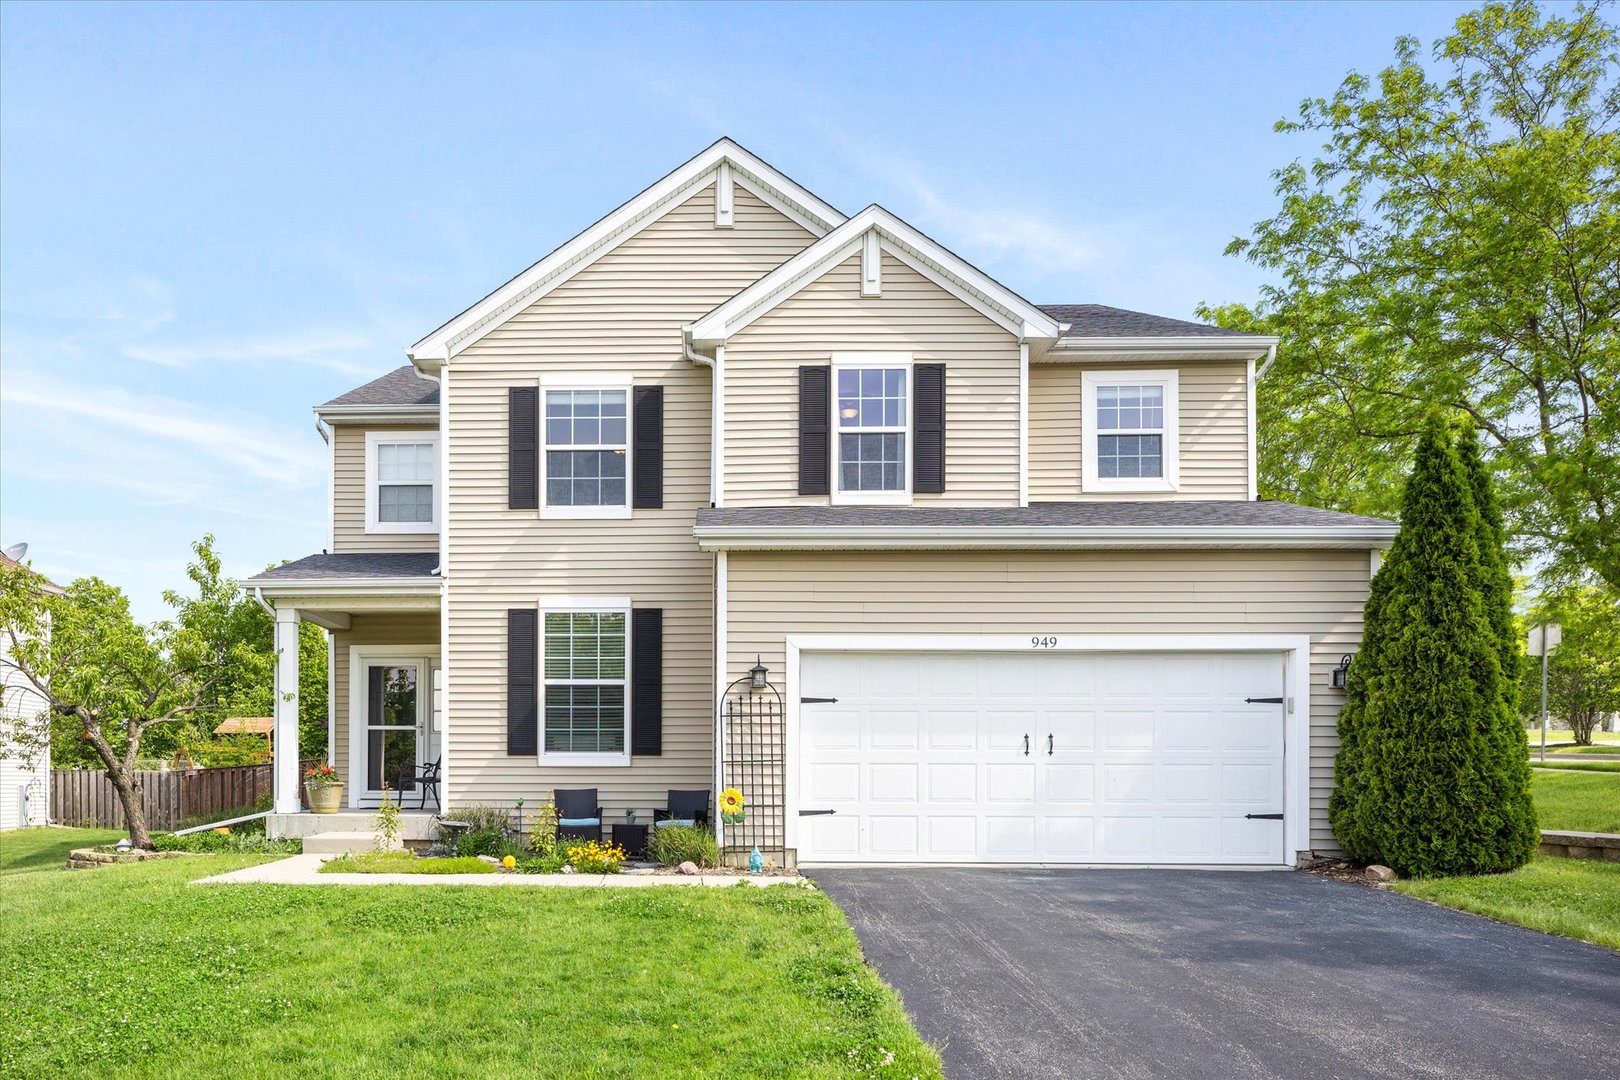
[539,373,634,520]
[538,596,632,768]
[830,352,913,506]
[364,430,440,534]
[1081,369,1180,493]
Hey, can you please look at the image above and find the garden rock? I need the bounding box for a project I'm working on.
[678,861,699,875]
[561,864,575,874]
[1365,864,1396,883]
[476,855,500,865]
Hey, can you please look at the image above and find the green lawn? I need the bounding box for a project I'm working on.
[1393,855,1620,950]
[1532,769,1620,832]
[1533,760,1620,774]
[1549,744,1620,755]
[0,828,940,1079]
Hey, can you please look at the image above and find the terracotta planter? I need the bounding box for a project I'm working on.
[307,783,344,814]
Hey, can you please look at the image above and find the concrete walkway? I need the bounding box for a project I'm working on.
[194,853,798,888]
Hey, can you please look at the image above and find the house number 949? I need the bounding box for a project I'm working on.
[1030,636,1059,649]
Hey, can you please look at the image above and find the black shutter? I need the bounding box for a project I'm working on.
[913,363,946,493]
[631,608,663,756]
[509,387,539,510]
[798,365,831,495]
[507,608,538,755]
[632,385,664,509]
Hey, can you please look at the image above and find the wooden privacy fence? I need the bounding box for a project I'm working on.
[51,764,273,829]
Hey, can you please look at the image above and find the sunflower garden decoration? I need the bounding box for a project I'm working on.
[719,787,746,824]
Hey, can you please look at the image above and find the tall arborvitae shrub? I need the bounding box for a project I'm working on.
[1328,420,1538,876]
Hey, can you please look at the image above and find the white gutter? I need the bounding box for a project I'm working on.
[1257,342,1279,380]
[1050,336,1277,359]
[693,525,1397,552]
[248,578,444,599]
[314,404,439,425]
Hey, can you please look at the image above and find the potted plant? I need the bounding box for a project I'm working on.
[305,764,344,813]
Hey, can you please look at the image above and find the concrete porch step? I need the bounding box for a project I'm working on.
[269,812,439,842]
[302,832,404,855]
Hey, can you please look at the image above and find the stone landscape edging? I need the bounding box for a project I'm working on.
[1539,830,1620,862]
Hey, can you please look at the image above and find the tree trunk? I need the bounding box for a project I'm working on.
[105,765,153,849]
[1569,707,1598,747]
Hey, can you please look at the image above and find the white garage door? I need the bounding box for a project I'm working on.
[796,651,1288,865]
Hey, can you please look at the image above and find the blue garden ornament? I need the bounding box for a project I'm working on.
[749,846,764,873]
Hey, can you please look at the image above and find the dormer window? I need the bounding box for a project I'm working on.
[1082,369,1179,493]
[365,431,439,533]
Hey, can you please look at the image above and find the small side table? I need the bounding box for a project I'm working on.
[614,821,649,858]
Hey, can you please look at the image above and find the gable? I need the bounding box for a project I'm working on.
[408,139,845,367]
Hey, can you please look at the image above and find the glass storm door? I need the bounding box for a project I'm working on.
[365,662,422,800]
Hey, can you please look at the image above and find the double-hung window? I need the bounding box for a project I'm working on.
[365,430,439,533]
[541,601,629,766]
[541,375,631,518]
[1081,369,1179,492]
[832,353,910,504]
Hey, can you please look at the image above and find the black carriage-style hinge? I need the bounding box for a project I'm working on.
[1244,696,1285,704]
[800,696,838,704]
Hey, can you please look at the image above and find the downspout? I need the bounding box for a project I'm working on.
[416,362,449,808]
[1256,343,1278,380]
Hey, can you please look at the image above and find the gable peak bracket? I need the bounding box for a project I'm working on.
[715,161,735,228]
[861,230,881,297]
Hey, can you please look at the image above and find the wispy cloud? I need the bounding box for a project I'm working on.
[122,330,378,376]
[1,371,320,487]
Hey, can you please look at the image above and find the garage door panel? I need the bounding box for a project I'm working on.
[927,763,977,802]
[868,763,919,802]
[798,651,1288,865]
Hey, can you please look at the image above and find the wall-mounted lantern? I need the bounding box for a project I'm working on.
[1330,654,1352,691]
[749,656,770,691]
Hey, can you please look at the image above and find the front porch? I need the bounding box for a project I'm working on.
[245,552,442,834]
[266,810,441,851]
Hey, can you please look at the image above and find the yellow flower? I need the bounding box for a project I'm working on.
[502,855,516,869]
[719,788,745,815]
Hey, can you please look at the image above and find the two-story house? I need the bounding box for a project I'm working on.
[249,139,1396,867]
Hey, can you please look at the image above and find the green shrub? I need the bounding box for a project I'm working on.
[151,831,301,855]
[454,827,502,857]
[516,852,569,874]
[1330,419,1538,877]
[526,800,560,857]
[647,823,719,867]
[453,804,517,832]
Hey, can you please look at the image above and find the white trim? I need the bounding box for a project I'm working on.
[1246,357,1259,502]
[1018,341,1030,507]
[714,551,728,849]
[1081,369,1180,494]
[782,633,1312,863]
[315,404,439,425]
[325,421,336,552]
[1051,336,1277,359]
[1370,548,1384,577]
[693,524,1401,552]
[538,378,633,521]
[538,598,633,768]
[712,345,726,508]
[325,631,336,769]
[439,367,452,808]
[364,430,440,534]
[686,207,1062,346]
[272,605,302,814]
[347,644,441,808]
[715,161,734,227]
[860,230,881,296]
[830,353,913,506]
[408,139,845,364]
[250,578,442,599]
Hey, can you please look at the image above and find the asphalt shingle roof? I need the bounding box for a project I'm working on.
[321,366,439,408]
[696,501,1394,531]
[247,552,440,582]
[1039,304,1253,339]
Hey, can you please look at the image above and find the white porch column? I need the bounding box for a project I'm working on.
[273,604,302,814]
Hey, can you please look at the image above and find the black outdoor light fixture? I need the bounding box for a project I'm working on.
[1331,654,1352,691]
[749,656,770,691]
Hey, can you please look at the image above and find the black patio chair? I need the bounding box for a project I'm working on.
[393,757,441,810]
[654,789,711,830]
[555,788,603,842]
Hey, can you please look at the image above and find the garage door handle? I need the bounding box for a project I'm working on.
[1047,734,1054,756]
[1023,734,1030,756]
[1245,813,1284,820]
[798,809,836,817]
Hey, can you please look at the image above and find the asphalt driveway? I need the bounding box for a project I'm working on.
[812,868,1619,1080]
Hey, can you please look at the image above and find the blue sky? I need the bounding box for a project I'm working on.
[2,0,1495,619]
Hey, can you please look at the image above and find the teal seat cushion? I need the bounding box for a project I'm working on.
[560,817,600,827]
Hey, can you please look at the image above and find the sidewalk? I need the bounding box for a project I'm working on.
[193,853,799,888]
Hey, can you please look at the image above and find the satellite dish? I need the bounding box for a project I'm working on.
[1,542,26,562]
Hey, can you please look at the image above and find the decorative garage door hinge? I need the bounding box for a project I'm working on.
[800,696,838,704]
[798,809,836,816]
[1244,696,1285,704]
[1244,813,1284,820]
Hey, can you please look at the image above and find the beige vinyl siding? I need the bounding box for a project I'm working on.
[723,251,1021,506]
[331,612,441,784]
[331,423,440,553]
[724,549,1370,854]
[444,182,815,815]
[1029,362,1249,500]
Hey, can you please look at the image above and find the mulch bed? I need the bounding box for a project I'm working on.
[1299,856,1382,887]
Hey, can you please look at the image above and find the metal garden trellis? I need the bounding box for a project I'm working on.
[719,658,785,861]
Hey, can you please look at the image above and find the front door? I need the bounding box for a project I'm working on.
[363,661,423,804]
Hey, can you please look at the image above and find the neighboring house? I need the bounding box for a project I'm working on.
[0,547,63,830]
[248,139,1397,866]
